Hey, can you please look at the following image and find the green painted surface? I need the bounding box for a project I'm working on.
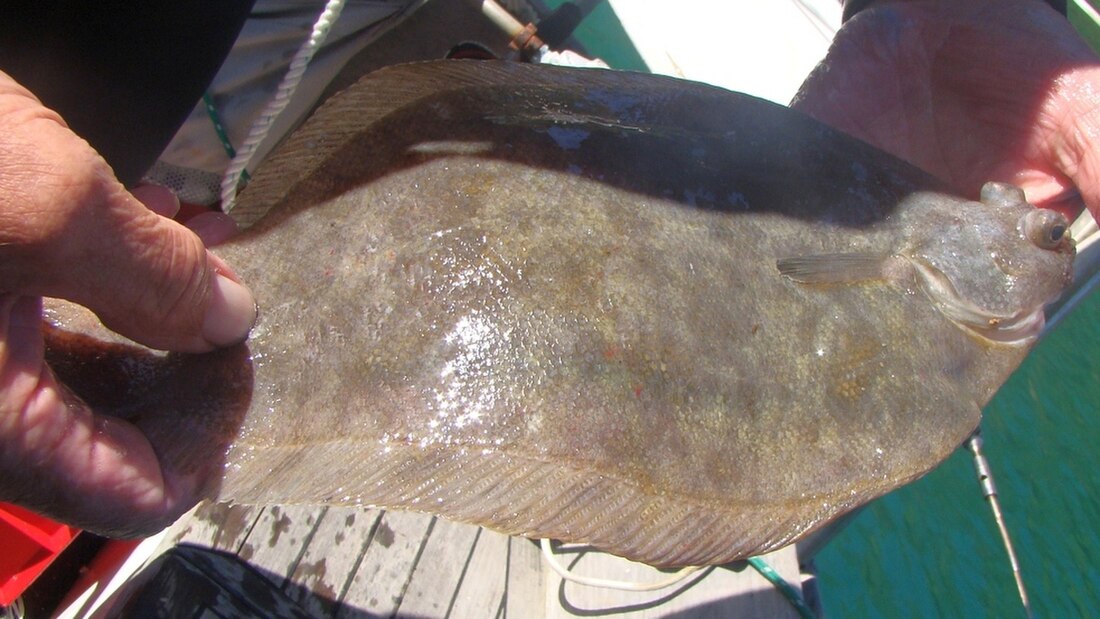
[539,1,647,71]
[1070,0,1100,52]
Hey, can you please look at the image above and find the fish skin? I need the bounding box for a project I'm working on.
[44,61,1074,566]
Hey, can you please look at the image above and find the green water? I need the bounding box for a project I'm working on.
[815,290,1100,618]
[541,0,647,71]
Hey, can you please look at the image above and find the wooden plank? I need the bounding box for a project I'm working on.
[284,505,383,617]
[396,517,482,617]
[448,527,510,619]
[237,504,326,587]
[125,546,313,619]
[504,536,547,618]
[163,503,218,548]
[148,504,207,559]
[157,505,809,618]
[337,510,435,618]
[210,504,263,553]
[168,502,260,552]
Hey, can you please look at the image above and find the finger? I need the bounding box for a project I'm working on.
[993,164,1085,220]
[185,210,240,247]
[0,99,255,352]
[0,296,199,536]
[1046,67,1100,222]
[130,183,180,219]
[55,187,255,352]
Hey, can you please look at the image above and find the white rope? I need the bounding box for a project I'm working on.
[1071,0,1100,25]
[539,538,702,591]
[220,0,348,213]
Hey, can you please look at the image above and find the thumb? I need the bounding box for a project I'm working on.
[0,295,204,536]
[0,75,255,351]
[56,183,256,352]
[1044,66,1100,223]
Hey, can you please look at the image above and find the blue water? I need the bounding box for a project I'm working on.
[815,290,1100,618]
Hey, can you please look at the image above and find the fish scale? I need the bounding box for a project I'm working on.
[43,60,1073,567]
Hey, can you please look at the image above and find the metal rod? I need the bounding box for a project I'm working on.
[966,430,1033,619]
[476,0,546,59]
[478,0,527,39]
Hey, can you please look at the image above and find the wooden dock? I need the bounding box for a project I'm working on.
[108,501,817,618]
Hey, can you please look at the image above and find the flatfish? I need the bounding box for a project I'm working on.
[44,60,1075,567]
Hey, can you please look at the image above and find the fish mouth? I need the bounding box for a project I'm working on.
[909,259,1046,345]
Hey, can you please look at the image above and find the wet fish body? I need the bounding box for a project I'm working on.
[46,61,1074,567]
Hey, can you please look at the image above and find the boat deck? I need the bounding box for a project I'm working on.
[140,501,813,618]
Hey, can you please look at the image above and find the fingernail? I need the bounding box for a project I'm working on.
[202,273,257,346]
[186,211,239,247]
[206,252,241,283]
[131,183,181,219]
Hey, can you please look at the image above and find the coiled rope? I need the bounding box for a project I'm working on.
[219,0,347,213]
[541,538,817,617]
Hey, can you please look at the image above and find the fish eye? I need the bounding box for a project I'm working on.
[1021,209,1070,250]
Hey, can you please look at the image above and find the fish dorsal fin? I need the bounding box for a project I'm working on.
[230,60,690,228]
[776,252,894,284]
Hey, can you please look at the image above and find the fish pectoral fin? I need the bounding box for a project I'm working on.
[776,252,893,284]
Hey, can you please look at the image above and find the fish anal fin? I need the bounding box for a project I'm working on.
[776,252,895,285]
[216,440,851,567]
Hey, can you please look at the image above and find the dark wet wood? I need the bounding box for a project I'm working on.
[152,502,812,618]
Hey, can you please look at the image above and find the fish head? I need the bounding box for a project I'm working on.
[904,182,1075,344]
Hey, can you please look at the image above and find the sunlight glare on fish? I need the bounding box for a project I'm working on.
[435,311,500,431]
[407,140,493,155]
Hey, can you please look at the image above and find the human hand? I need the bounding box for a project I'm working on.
[792,0,1100,221]
[0,70,255,537]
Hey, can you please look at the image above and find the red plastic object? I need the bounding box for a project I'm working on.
[0,502,80,606]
